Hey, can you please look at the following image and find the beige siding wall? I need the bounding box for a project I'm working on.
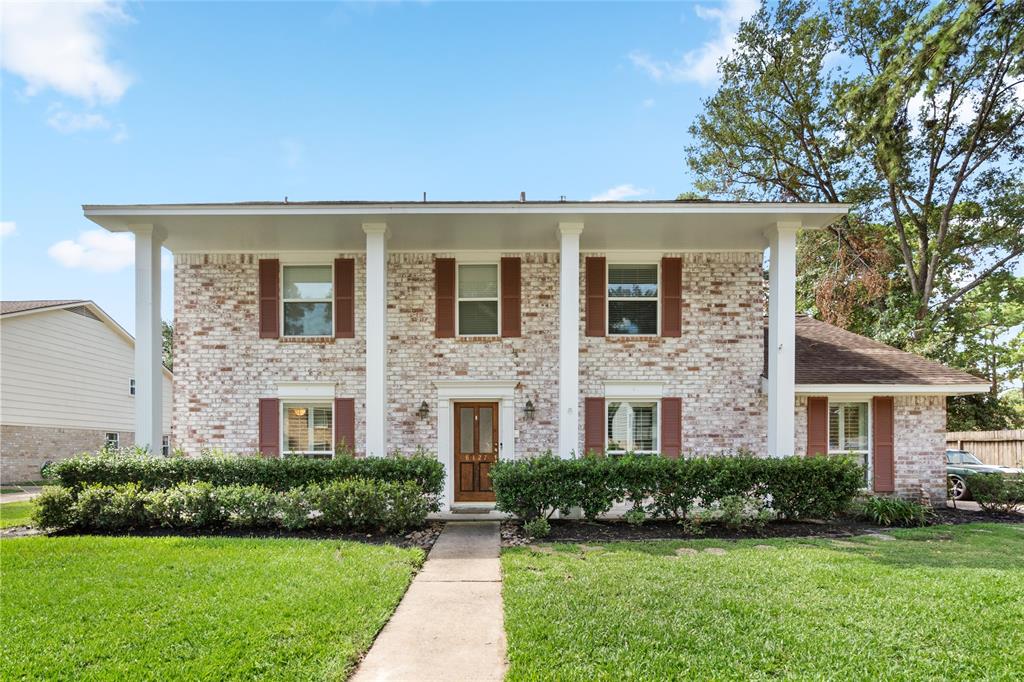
[0,309,171,433]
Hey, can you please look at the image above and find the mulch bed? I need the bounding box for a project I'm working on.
[1,522,445,550]
[501,506,1023,546]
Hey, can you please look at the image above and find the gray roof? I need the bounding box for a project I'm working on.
[1,300,87,315]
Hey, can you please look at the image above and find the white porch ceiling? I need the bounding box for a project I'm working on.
[83,201,850,252]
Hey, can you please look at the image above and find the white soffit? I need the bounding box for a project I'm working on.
[83,202,850,253]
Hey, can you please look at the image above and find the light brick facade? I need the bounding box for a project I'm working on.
[172,249,948,502]
[1,425,134,483]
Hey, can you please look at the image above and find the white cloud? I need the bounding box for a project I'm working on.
[629,0,758,86]
[46,108,112,134]
[0,1,132,104]
[590,184,651,201]
[48,229,134,272]
[642,98,656,109]
[0,221,16,238]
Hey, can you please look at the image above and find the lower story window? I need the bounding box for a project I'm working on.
[104,432,119,449]
[161,435,170,457]
[284,403,333,457]
[829,401,870,484]
[607,401,658,453]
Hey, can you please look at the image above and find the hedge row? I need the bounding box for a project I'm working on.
[490,453,865,521]
[42,451,444,501]
[967,473,1024,513]
[33,479,430,533]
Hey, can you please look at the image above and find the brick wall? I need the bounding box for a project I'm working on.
[173,254,366,456]
[0,425,133,483]
[579,252,767,453]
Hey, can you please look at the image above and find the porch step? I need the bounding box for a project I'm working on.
[450,506,493,514]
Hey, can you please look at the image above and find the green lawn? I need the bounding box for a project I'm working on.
[0,501,34,528]
[2,535,423,679]
[502,523,1024,680]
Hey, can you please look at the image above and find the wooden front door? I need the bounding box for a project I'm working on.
[454,402,499,502]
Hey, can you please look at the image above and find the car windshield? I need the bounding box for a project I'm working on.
[948,450,984,465]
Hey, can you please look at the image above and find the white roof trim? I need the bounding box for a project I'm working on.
[795,383,988,395]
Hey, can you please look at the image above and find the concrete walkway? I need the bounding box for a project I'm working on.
[352,521,507,682]
[0,487,42,504]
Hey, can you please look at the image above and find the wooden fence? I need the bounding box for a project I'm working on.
[946,430,1024,468]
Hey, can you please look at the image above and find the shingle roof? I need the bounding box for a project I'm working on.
[1,300,87,315]
[764,316,986,387]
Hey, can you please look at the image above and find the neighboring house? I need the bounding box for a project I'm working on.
[83,200,987,508]
[0,300,173,483]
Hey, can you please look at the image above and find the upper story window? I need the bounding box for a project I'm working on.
[608,264,658,335]
[161,435,170,457]
[457,264,499,336]
[129,378,136,395]
[282,265,333,337]
[607,401,659,454]
[829,401,870,484]
[284,402,333,457]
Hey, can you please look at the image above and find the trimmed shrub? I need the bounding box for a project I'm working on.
[523,517,551,539]
[146,482,226,529]
[968,473,1024,513]
[217,485,278,528]
[31,486,76,529]
[857,497,934,527]
[43,451,444,506]
[492,454,864,523]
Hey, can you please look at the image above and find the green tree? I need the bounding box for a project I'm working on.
[162,320,173,371]
[686,0,1024,330]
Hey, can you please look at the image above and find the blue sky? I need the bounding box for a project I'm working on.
[0,0,754,332]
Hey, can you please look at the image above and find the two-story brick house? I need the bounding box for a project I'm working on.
[83,200,986,508]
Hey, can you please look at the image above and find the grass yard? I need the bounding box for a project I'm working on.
[1,535,423,680]
[502,523,1024,680]
[0,501,34,528]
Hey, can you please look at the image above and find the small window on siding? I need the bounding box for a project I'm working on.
[283,403,333,457]
[606,401,658,453]
[608,264,658,335]
[457,264,499,335]
[161,435,170,457]
[104,432,119,449]
[282,265,333,337]
[129,378,136,396]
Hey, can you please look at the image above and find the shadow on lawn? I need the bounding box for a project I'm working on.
[542,523,1024,572]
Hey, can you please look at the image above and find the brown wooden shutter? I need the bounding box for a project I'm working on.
[661,397,682,458]
[585,257,606,337]
[661,257,682,337]
[872,396,896,492]
[334,398,355,455]
[435,258,456,338]
[806,397,828,456]
[258,398,280,457]
[584,397,605,456]
[500,257,522,337]
[334,258,355,338]
[258,259,280,339]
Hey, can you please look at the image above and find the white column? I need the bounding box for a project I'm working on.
[363,223,388,457]
[133,224,164,452]
[766,222,799,457]
[558,222,584,458]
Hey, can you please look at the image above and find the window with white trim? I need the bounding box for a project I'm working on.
[283,402,333,457]
[828,401,870,484]
[608,263,658,335]
[104,432,119,449]
[282,265,333,337]
[129,378,136,396]
[161,435,170,457]
[607,401,659,453]
[457,264,499,336]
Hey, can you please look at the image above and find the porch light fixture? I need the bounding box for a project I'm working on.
[524,399,535,421]
[417,401,430,419]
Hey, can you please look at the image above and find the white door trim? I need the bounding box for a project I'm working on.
[434,380,517,509]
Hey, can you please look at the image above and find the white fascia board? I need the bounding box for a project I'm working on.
[790,382,988,395]
[83,202,851,217]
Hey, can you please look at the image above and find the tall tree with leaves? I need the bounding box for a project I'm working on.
[687,0,1024,335]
